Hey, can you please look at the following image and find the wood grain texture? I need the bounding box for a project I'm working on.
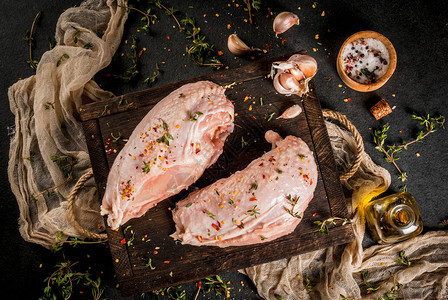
[80,52,354,297]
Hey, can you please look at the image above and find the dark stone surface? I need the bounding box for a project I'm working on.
[1,0,447,298]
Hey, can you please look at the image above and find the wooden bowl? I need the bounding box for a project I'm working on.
[336,31,397,92]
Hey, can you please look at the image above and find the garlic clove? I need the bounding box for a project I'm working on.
[288,68,305,81]
[273,12,300,36]
[287,54,318,79]
[227,33,260,56]
[270,61,295,78]
[277,104,302,119]
[273,73,300,95]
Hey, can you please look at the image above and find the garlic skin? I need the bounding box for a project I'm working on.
[227,33,260,56]
[278,104,303,119]
[271,54,318,96]
[273,12,300,37]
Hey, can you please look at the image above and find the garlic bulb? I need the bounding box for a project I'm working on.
[271,54,318,96]
[273,12,300,37]
[227,33,260,56]
[278,104,302,119]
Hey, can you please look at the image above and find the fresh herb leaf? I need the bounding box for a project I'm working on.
[187,111,203,121]
[249,181,258,190]
[314,217,349,234]
[205,210,215,220]
[142,161,151,173]
[395,250,411,266]
[304,275,316,293]
[247,205,260,218]
[145,258,156,270]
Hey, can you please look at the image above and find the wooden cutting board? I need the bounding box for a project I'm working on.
[79,51,354,297]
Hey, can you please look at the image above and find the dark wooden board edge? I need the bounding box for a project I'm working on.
[81,119,134,279]
[78,51,306,122]
[302,82,352,219]
[118,224,354,296]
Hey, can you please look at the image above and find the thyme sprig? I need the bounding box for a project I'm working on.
[56,53,70,67]
[395,250,411,266]
[204,209,216,220]
[111,131,128,143]
[374,123,407,182]
[304,275,316,293]
[52,231,107,252]
[146,258,156,270]
[156,119,174,146]
[152,285,186,299]
[379,272,405,300]
[154,0,183,31]
[374,113,445,182]
[249,181,258,191]
[247,205,260,218]
[142,161,151,173]
[120,4,157,34]
[360,270,405,299]
[314,217,349,234]
[114,35,140,82]
[152,1,222,68]
[361,270,380,294]
[32,155,77,201]
[285,194,301,218]
[202,275,230,298]
[41,260,104,300]
[144,63,161,86]
[186,111,203,121]
[439,218,448,228]
[45,102,55,110]
[243,0,261,24]
[24,11,41,70]
[181,15,223,68]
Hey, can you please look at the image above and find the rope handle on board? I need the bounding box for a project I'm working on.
[66,109,363,239]
[66,169,107,240]
[322,109,364,181]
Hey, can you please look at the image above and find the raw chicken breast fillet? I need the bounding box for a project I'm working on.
[171,130,318,247]
[101,81,234,229]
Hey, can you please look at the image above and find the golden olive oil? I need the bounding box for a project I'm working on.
[365,192,423,244]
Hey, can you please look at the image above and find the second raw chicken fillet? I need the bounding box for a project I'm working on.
[101,81,234,229]
[171,130,318,247]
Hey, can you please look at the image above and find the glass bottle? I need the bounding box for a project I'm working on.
[365,192,423,244]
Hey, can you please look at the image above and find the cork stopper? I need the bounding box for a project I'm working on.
[370,98,392,120]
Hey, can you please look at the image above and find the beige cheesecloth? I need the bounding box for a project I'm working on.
[7,0,447,298]
[8,0,127,248]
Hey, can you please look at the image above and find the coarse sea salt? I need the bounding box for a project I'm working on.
[342,38,390,84]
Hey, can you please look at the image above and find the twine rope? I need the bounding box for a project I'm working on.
[322,109,364,181]
[66,169,107,240]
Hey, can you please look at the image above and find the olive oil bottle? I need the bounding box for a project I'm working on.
[365,192,423,244]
